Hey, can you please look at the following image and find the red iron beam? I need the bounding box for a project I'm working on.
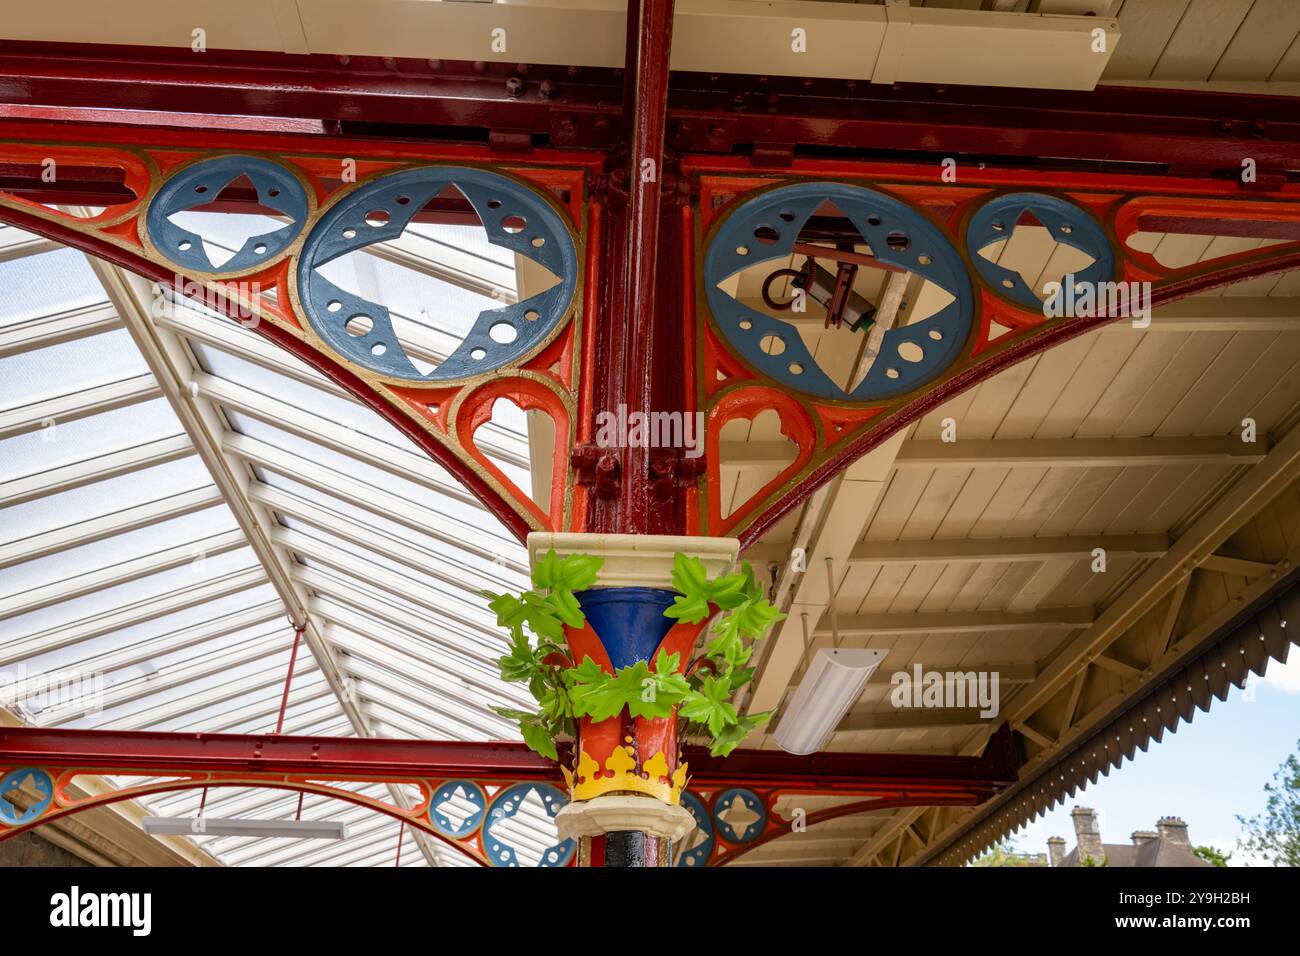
[0,726,1017,797]
[2,43,1300,172]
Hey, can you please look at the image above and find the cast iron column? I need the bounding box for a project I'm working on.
[576,0,687,866]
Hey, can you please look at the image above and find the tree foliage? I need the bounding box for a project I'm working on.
[969,841,1045,868]
[1193,845,1231,867]
[1237,739,1300,867]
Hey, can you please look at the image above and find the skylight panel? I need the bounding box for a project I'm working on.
[405,221,517,269]
[190,339,364,427]
[236,421,518,559]
[0,455,213,542]
[3,579,278,673]
[252,469,525,580]
[0,248,105,323]
[3,504,237,595]
[0,327,144,406]
[72,647,300,731]
[0,397,179,482]
[0,546,261,642]
[316,243,505,339]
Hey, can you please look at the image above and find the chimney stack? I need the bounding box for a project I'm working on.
[1047,836,1066,867]
[1156,816,1191,847]
[1131,830,1158,846]
[1071,807,1105,864]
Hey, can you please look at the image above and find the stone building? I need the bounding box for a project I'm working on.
[1047,808,1210,867]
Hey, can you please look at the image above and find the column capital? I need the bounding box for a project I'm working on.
[556,795,697,843]
[526,532,740,589]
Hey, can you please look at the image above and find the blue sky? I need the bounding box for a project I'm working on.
[1008,653,1300,866]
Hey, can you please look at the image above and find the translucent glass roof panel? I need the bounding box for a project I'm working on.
[0,221,552,866]
[0,398,180,480]
[1,456,214,542]
[5,505,239,595]
[0,327,144,406]
[0,247,104,323]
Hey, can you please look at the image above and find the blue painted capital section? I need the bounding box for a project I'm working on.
[574,587,678,670]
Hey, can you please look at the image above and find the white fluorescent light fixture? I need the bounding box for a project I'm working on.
[773,648,887,755]
[142,817,349,840]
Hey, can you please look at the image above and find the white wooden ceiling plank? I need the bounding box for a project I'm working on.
[986,225,1055,303]
[1150,0,1255,81]
[1104,0,1193,79]
[916,562,981,614]
[948,561,1015,611]
[858,562,917,615]
[864,466,935,540]
[1200,238,1270,297]
[1112,331,1233,437]
[918,379,981,435]
[1073,331,1192,438]
[1149,232,1215,270]
[1267,272,1300,297]
[932,467,1010,539]
[1138,463,1233,531]
[1028,240,1099,302]
[899,469,974,540]
[963,467,1043,537]
[1042,554,1141,607]
[1242,350,1300,431]
[1031,330,1143,438]
[952,355,1041,440]
[1194,332,1300,433]
[1211,0,1300,80]
[1069,465,1165,534]
[976,560,1039,610]
[994,467,1086,536]
[1034,465,1127,536]
[886,562,950,615]
[995,334,1095,439]
[1150,331,1269,434]
[839,561,883,615]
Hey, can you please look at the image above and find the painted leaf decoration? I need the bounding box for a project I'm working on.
[729,597,786,639]
[665,592,711,623]
[491,706,537,722]
[532,550,602,592]
[520,719,559,760]
[563,655,607,689]
[654,649,682,675]
[681,674,737,737]
[497,631,537,683]
[546,589,586,628]
[671,552,709,593]
[708,711,771,757]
